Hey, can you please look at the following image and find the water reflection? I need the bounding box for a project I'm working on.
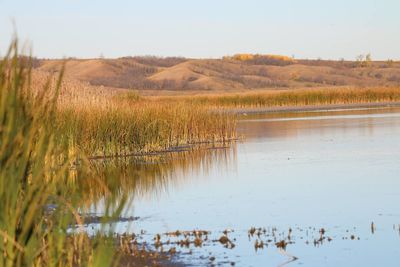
[83,108,400,267]
[80,145,236,207]
[238,108,400,140]
[116,107,400,267]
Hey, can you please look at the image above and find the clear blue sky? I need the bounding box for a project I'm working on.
[1,0,399,60]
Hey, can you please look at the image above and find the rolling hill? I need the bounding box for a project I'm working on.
[35,55,400,92]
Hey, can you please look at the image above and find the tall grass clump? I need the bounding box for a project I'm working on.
[0,40,126,267]
[57,99,236,158]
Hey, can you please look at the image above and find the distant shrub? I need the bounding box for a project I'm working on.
[126,56,187,67]
[387,75,400,83]
[380,59,394,68]
[230,54,255,61]
[257,68,269,77]
[225,54,296,66]
[356,54,372,67]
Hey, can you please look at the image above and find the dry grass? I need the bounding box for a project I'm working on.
[57,100,236,157]
[32,70,237,158]
[168,87,400,108]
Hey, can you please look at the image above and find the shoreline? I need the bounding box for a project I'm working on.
[227,101,400,115]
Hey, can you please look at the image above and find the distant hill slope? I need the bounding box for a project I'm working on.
[36,55,400,91]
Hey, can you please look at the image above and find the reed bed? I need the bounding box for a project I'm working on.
[165,87,400,108]
[56,100,236,158]
[30,71,237,158]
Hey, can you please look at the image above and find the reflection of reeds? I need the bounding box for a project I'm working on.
[84,144,237,204]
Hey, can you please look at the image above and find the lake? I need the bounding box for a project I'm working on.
[93,107,400,267]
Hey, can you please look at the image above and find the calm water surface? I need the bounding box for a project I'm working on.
[111,108,400,266]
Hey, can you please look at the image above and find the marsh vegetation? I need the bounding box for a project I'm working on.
[0,40,236,267]
[3,39,400,267]
[160,87,400,108]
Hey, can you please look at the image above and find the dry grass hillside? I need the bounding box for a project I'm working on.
[35,54,400,92]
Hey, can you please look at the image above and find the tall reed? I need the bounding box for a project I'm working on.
[0,40,125,267]
[56,97,236,158]
[173,87,400,108]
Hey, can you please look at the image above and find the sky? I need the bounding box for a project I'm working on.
[0,0,399,60]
